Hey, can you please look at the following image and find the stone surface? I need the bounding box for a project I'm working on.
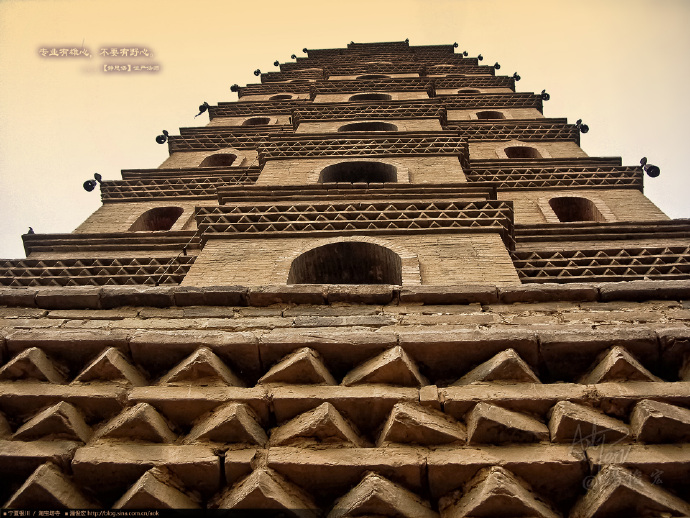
[35,287,102,309]
[0,346,67,383]
[328,471,438,518]
[13,401,92,442]
[438,465,560,518]
[5,462,98,509]
[599,279,690,302]
[270,402,365,447]
[466,402,549,444]
[112,467,200,509]
[259,347,337,385]
[173,285,246,306]
[73,347,148,386]
[248,285,327,306]
[453,348,540,385]
[499,283,598,303]
[101,286,175,308]
[399,285,498,305]
[342,346,428,387]
[548,400,629,444]
[326,284,396,304]
[72,443,220,500]
[570,464,690,518]
[579,346,662,384]
[377,401,466,446]
[630,399,690,443]
[94,402,177,443]
[185,402,267,445]
[158,346,245,386]
[215,467,319,515]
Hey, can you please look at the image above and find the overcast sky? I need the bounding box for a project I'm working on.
[1,0,688,258]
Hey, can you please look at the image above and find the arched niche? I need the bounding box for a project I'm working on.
[337,121,398,132]
[349,92,392,101]
[270,94,293,100]
[199,153,237,167]
[288,241,403,285]
[128,207,184,232]
[242,116,271,126]
[504,146,542,159]
[476,110,505,120]
[318,161,397,183]
[549,196,606,222]
[356,74,391,80]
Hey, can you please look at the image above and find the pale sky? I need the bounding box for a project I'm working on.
[1,0,688,258]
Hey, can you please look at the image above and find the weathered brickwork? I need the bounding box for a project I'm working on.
[2,39,689,514]
[181,233,520,287]
[500,189,669,225]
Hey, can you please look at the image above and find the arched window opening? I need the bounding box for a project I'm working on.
[288,79,311,83]
[505,146,541,159]
[270,94,293,100]
[337,121,398,132]
[319,161,397,183]
[476,110,505,120]
[242,117,271,126]
[349,92,392,102]
[288,242,402,285]
[356,74,390,80]
[129,207,184,232]
[199,153,237,167]
[549,197,606,222]
[457,88,480,94]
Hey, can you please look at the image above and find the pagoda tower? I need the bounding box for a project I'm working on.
[1,41,689,516]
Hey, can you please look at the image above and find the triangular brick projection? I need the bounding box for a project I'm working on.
[259,347,337,385]
[216,468,319,516]
[548,401,630,444]
[377,402,466,446]
[438,466,560,518]
[579,346,662,384]
[630,399,690,443]
[185,402,267,445]
[452,348,540,385]
[13,401,92,442]
[93,402,177,443]
[0,347,67,383]
[158,346,245,386]
[269,402,364,447]
[112,467,200,509]
[570,465,690,518]
[328,472,438,518]
[342,346,427,387]
[74,347,147,386]
[4,462,98,509]
[466,402,549,444]
[0,411,11,437]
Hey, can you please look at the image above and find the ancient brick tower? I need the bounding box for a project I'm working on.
[1,40,689,516]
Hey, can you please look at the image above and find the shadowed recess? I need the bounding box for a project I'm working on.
[288,242,402,285]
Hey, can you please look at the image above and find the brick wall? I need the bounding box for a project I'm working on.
[295,119,443,133]
[500,189,669,225]
[469,141,587,160]
[256,156,466,185]
[181,233,520,287]
[73,201,202,234]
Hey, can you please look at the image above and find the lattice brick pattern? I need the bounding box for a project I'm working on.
[211,100,310,118]
[100,174,260,201]
[311,78,434,95]
[260,69,325,83]
[169,130,279,152]
[442,93,542,110]
[445,120,578,142]
[257,134,469,167]
[0,256,196,287]
[513,246,690,283]
[196,200,514,248]
[434,76,515,89]
[280,55,475,71]
[347,41,411,51]
[292,101,445,124]
[238,82,312,97]
[324,63,426,75]
[466,165,641,189]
